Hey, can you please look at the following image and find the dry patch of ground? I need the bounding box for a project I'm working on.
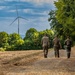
[0,47,75,75]
[0,50,43,75]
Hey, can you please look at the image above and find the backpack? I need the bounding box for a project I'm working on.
[66,40,71,46]
[54,39,59,45]
[54,38,60,48]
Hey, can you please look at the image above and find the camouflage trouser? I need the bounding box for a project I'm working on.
[54,46,59,58]
[66,46,71,58]
[43,45,48,58]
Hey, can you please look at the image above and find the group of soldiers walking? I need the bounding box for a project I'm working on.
[41,34,72,58]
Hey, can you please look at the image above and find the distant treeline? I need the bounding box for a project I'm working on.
[0,28,54,51]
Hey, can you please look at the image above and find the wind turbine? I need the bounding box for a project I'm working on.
[10,5,28,34]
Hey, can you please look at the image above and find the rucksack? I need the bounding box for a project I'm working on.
[54,39,59,45]
[54,38,60,47]
[66,40,71,46]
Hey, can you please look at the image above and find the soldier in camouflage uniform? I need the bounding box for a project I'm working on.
[64,36,72,58]
[53,35,61,58]
[41,34,50,58]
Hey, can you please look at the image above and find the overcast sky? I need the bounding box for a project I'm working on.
[0,0,57,35]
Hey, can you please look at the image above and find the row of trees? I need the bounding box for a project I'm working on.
[1,0,75,50]
[48,0,75,45]
[0,28,54,51]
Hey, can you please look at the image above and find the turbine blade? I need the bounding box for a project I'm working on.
[9,17,18,25]
[16,5,19,17]
[19,17,28,21]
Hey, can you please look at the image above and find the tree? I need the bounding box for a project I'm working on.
[48,10,63,36]
[24,28,38,40]
[0,32,9,49]
[8,33,24,50]
[23,28,40,49]
[54,0,75,40]
[23,28,54,49]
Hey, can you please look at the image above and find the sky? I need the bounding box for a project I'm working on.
[0,0,57,36]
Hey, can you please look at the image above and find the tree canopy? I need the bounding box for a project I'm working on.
[0,32,9,48]
[48,0,75,41]
[54,0,75,40]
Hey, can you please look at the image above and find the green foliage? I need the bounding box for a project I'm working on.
[0,32,9,49]
[0,47,5,51]
[24,28,38,40]
[23,28,40,50]
[0,28,54,50]
[9,33,21,45]
[8,33,24,50]
[23,39,33,50]
[48,0,75,47]
[54,0,75,40]
[23,28,54,50]
[48,10,64,37]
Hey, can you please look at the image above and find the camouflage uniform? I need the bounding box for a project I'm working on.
[41,34,50,58]
[53,36,61,58]
[64,37,72,58]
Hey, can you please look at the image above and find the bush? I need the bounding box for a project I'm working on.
[0,47,5,51]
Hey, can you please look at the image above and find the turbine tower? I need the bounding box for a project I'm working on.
[10,5,28,34]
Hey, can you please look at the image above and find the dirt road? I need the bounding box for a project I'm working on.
[0,48,75,75]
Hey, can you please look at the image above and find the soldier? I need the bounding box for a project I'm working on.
[64,36,72,58]
[53,35,61,58]
[41,34,50,58]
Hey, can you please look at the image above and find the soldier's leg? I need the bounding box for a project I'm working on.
[45,48,48,58]
[54,46,59,58]
[66,49,69,58]
[69,47,71,58]
[43,47,45,58]
[57,48,59,58]
[67,47,71,58]
[46,49,48,55]
[44,50,46,58]
[56,49,59,57]
[43,46,47,58]
[68,48,71,58]
[67,52,70,58]
[55,51,58,57]
[54,50,57,57]
[54,47,56,57]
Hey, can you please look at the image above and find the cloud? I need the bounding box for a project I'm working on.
[0,0,5,3]
[23,9,49,16]
[8,9,22,13]
[8,9,16,12]
[1,0,18,1]
[3,0,57,3]
[23,9,32,13]
[0,6,6,10]
[21,0,57,5]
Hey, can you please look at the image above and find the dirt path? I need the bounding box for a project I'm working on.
[0,48,75,75]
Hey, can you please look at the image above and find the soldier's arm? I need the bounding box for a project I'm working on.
[70,40,73,47]
[48,37,50,47]
[59,42,62,49]
[64,40,66,45]
[58,39,62,49]
[41,38,43,45]
[52,39,54,46]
